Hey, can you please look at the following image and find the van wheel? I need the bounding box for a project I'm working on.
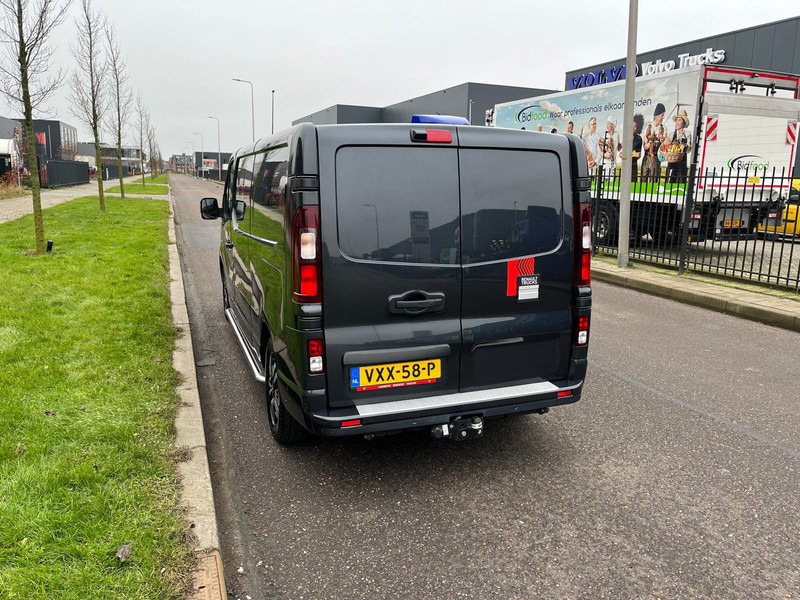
[266,348,305,445]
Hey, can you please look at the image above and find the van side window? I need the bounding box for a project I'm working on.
[336,147,460,264]
[222,161,233,220]
[235,155,255,203]
[459,149,563,264]
[253,146,289,211]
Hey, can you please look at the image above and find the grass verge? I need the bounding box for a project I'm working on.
[147,174,168,185]
[0,196,193,598]
[106,182,168,195]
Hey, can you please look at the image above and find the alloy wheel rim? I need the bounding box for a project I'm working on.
[268,355,280,428]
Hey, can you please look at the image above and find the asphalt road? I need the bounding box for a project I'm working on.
[171,174,800,600]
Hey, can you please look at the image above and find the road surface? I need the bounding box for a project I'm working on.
[171,174,800,600]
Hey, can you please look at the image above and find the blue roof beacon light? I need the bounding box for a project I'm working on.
[411,114,470,125]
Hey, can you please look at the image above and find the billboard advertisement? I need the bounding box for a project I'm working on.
[493,69,702,179]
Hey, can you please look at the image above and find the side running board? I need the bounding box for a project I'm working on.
[224,308,266,383]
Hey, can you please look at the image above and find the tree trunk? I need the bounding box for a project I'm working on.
[116,133,124,199]
[16,0,45,253]
[93,130,105,211]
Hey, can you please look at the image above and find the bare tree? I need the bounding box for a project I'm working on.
[0,0,71,253]
[69,0,106,211]
[146,122,155,178]
[104,22,130,198]
[134,93,146,184]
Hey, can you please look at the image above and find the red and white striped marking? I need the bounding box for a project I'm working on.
[705,115,718,141]
[787,121,798,145]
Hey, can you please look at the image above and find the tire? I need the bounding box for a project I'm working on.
[595,200,619,247]
[266,346,306,445]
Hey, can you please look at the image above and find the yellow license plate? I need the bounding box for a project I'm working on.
[723,219,742,228]
[350,359,442,391]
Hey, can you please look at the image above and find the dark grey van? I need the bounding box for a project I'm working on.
[200,123,592,444]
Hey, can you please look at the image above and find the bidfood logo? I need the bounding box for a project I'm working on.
[727,154,771,171]
[515,103,548,124]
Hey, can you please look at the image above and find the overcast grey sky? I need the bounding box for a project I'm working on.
[4,0,798,158]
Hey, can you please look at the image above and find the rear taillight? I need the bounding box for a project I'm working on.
[308,338,324,373]
[690,210,702,221]
[574,203,591,286]
[574,315,590,346]
[292,206,321,303]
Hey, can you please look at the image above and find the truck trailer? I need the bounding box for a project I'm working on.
[488,65,800,245]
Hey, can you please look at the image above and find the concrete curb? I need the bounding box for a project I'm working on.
[593,264,800,333]
[166,183,226,598]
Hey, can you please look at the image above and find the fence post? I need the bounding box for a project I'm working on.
[677,164,697,275]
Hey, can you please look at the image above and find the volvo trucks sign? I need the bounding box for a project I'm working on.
[569,48,726,89]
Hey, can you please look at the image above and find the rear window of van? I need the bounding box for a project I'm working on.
[336,147,460,264]
[459,149,563,264]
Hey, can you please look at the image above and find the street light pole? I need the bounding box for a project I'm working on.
[208,116,222,181]
[187,141,195,176]
[233,78,255,142]
[618,0,639,268]
[193,132,204,179]
[363,203,379,252]
[271,89,275,135]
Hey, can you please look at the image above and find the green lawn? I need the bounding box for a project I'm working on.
[0,197,192,598]
[147,174,168,185]
[107,182,169,195]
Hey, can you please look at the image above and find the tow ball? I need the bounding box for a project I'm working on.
[431,416,483,441]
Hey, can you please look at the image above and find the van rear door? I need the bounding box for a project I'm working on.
[319,126,463,409]
[457,128,574,391]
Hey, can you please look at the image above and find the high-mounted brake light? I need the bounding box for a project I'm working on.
[292,206,321,303]
[410,128,452,144]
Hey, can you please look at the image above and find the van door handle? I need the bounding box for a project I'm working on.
[396,299,441,309]
[389,291,445,315]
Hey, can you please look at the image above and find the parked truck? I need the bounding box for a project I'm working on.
[488,65,800,245]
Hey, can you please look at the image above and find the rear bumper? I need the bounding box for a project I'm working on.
[282,378,584,437]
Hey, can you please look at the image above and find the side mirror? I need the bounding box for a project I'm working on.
[234,200,247,221]
[200,197,220,220]
[789,193,800,206]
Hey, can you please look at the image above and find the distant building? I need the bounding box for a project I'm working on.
[23,119,79,162]
[293,82,557,126]
[78,142,143,177]
[0,116,23,176]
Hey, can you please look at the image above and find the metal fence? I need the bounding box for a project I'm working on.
[591,166,800,289]
[42,159,89,188]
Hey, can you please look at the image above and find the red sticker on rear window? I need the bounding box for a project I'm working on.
[507,257,535,296]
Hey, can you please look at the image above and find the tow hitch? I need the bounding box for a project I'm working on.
[431,416,483,441]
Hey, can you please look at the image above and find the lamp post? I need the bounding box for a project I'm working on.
[271,89,275,134]
[617,0,639,268]
[233,78,255,142]
[187,141,195,176]
[363,203,380,253]
[208,116,222,181]
[193,132,204,179]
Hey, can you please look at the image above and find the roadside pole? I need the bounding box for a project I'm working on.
[617,0,638,268]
